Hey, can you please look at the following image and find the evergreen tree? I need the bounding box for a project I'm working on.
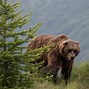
[0,0,46,88]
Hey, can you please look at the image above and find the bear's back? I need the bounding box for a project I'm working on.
[47,34,69,45]
[27,34,69,51]
[28,35,55,50]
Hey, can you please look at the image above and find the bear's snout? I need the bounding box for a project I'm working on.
[67,50,76,60]
[71,57,74,60]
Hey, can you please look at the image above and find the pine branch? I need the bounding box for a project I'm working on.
[0,0,43,88]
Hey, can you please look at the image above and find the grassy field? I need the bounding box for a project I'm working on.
[32,62,89,89]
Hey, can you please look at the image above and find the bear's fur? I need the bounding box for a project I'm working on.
[27,34,80,84]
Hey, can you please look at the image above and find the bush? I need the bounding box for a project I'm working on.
[0,0,43,88]
[32,62,89,89]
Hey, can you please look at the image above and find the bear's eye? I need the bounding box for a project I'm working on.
[74,50,77,53]
[68,49,72,52]
[74,50,78,54]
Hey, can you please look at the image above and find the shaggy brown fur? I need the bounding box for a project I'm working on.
[27,34,80,84]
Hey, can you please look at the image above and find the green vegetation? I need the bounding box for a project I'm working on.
[0,0,44,88]
[33,62,89,89]
[0,0,89,89]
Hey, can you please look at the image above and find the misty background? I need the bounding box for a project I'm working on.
[10,0,89,62]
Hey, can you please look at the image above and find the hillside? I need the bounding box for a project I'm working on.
[11,0,89,61]
[32,62,89,89]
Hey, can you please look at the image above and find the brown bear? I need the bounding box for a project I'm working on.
[27,34,80,84]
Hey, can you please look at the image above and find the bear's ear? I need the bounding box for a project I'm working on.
[75,41,79,45]
[59,41,68,53]
[63,41,68,45]
[75,41,80,51]
[59,40,68,48]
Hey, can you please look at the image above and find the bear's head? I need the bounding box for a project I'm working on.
[59,40,80,61]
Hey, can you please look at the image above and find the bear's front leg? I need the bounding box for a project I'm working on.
[52,68,60,84]
[62,60,73,84]
[47,64,60,84]
[62,69,70,84]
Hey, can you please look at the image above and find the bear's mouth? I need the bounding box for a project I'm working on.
[67,57,74,61]
[71,57,74,60]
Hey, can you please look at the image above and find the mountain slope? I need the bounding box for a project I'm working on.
[14,0,89,61]
[33,62,89,89]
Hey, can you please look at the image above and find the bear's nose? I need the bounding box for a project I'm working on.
[71,57,74,60]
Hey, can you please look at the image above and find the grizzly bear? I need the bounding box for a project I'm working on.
[27,34,80,84]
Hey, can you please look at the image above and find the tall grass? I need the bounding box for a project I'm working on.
[32,62,89,89]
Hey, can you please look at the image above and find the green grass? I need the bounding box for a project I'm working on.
[32,62,89,89]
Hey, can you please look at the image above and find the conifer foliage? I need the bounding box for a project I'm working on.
[0,0,43,88]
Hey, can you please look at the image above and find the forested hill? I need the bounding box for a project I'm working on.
[13,0,89,61]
